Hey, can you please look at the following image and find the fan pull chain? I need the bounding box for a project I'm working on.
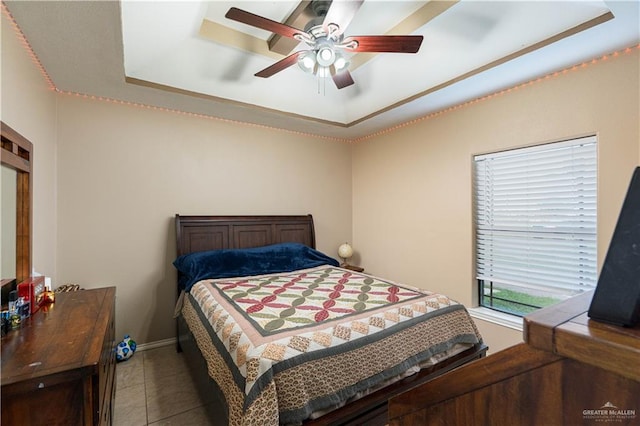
[317,75,327,96]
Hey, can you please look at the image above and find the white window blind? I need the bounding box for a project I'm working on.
[474,136,597,310]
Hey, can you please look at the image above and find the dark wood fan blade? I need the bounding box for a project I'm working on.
[255,51,304,78]
[343,35,424,53]
[323,0,364,35]
[226,7,304,40]
[331,69,355,89]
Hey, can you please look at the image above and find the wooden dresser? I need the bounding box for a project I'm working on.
[1,287,117,426]
[388,290,640,425]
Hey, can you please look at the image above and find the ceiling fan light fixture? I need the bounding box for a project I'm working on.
[298,51,317,73]
[334,54,348,71]
[316,44,336,67]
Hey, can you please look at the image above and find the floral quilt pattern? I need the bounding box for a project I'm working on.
[213,267,425,335]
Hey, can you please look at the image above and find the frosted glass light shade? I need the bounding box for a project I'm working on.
[338,243,354,260]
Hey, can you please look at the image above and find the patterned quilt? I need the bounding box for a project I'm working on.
[182,266,482,425]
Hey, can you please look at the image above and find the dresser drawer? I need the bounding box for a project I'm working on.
[2,376,85,425]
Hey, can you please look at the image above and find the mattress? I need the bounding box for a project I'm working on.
[181,266,482,425]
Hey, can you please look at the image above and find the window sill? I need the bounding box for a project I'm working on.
[468,307,524,332]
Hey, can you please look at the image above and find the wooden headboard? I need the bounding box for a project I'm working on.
[175,214,316,257]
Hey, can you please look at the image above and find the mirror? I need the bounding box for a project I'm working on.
[2,164,17,278]
[1,121,33,287]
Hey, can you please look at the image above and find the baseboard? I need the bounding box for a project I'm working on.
[134,337,176,352]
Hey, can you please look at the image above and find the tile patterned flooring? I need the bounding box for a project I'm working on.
[113,345,215,425]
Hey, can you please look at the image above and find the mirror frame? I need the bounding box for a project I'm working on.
[1,121,33,285]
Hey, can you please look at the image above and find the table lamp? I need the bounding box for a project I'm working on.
[338,242,354,266]
[337,243,364,272]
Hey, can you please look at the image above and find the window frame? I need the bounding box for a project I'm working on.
[473,135,598,317]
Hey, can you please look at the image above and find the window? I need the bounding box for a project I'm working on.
[473,136,597,316]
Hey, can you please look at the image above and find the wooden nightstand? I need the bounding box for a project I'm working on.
[341,264,364,273]
[1,287,116,425]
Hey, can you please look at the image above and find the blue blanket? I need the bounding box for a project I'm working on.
[174,242,339,292]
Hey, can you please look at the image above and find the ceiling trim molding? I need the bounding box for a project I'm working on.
[1,2,55,90]
[349,10,615,128]
[57,43,639,145]
[56,88,353,144]
[125,76,350,128]
[353,44,639,143]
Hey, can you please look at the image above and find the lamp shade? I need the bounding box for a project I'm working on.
[338,243,354,260]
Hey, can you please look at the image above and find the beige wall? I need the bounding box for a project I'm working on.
[352,50,640,353]
[1,11,58,280]
[55,97,352,343]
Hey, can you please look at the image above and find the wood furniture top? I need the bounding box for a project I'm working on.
[1,287,115,386]
[388,290,640,425]
[524,289,640,382]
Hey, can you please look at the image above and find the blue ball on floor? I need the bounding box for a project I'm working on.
[115,334,137,362]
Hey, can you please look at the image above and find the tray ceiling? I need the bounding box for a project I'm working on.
[4,1,639,140]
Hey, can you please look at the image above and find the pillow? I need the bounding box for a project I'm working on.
[173,242,339,292]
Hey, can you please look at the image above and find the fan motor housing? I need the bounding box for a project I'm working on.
[311,0,331,17]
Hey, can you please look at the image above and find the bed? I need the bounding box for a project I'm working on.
[174,214,487,425]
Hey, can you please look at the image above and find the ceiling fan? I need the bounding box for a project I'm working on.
[225,0,424,89]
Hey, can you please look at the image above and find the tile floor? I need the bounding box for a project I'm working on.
[113,345,215,426]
